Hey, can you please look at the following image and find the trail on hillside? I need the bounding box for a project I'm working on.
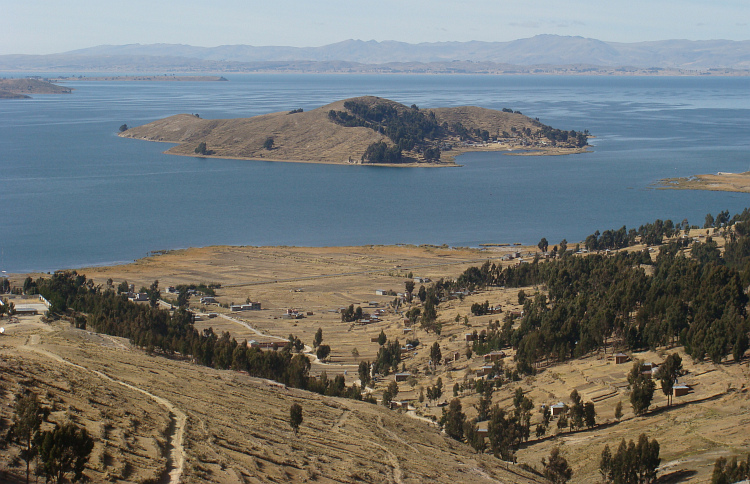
[218,313,287,340]
[21,338,187,484]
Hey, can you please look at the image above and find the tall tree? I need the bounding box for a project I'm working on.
[628,361,655,416]
[440,398,466,441]
[36,421,94,484]
[542,447,573,483]
[313,327,323,348]
[289,403,303,435]
[430,342,442,369]
[659,352,683,406]
[10,392,46,484]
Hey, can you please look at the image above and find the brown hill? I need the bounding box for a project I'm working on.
[120,96,584,166]
[0,320,545,484]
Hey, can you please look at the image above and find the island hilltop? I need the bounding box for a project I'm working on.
[120,96,590,166]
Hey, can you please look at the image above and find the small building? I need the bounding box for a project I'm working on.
[283,308,303,319]
[200,296,217,305]
[390,400,409,410]
[551,402,567,417]
[133,293,149,302]
[14,306,39,315]
[375,289,387,296]
[241,302,261,311]
[614,353,629,365]
[453,351,461,362]
[395,373,411,382]
[484,351,506,363]
[673,384,690,397]
[166,286,178,294]
[465,333,477,342]
[476,365,494,377]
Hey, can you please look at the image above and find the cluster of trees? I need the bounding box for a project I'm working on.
[5,391,94,484]
[340,304,367,322]
[446,213,750,373]
[470,300,494,316]
[552,390,597,434]
[32,271,369,403]
[445,387,534,461]
[194,142,213,155]
[711,454,749,484]
[424,377,443,403]
[537,126,588,147]
[372,339,402,375]
[600,434,661,484]
[328,99,515,163]
[361,140,402,163]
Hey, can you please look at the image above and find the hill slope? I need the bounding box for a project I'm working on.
[120,96,586,166]
[0,321,544,483]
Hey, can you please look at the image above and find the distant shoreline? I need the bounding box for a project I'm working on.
[48,75,228,82]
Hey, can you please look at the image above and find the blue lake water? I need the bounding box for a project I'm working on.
[1,74,750,273]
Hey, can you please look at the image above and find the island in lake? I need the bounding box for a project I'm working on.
[0,78,72,99]
[120,96,590,166]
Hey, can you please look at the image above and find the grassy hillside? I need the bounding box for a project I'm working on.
[0,318,544,483]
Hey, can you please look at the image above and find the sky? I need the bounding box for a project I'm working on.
[4,0,749,55]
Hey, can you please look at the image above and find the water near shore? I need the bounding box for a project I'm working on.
[2,74,750,273]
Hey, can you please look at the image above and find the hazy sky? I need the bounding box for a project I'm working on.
[5,0,749,55]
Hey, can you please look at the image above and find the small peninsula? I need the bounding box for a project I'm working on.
[0,78,72,99]
[120,96,590,166]
[658,172,750,193]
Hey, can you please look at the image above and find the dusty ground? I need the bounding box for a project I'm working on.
[4,242,748,482]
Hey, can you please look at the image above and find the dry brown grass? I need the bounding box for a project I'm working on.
[0,318,544,483]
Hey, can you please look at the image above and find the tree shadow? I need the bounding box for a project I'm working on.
[655,469,698,483]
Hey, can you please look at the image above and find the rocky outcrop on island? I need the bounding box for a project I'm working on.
[120,96,589,166]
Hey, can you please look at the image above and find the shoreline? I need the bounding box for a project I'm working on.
[656,172,750,193]
[3,243,535,277]
[127,135,590,167]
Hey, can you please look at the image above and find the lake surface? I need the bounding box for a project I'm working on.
[2,74,750,273]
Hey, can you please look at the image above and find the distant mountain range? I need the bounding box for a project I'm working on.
[3,35,750,73]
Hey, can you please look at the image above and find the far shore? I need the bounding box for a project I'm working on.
[49,75,227,82]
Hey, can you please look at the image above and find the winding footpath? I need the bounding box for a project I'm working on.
[21,335,187,484]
